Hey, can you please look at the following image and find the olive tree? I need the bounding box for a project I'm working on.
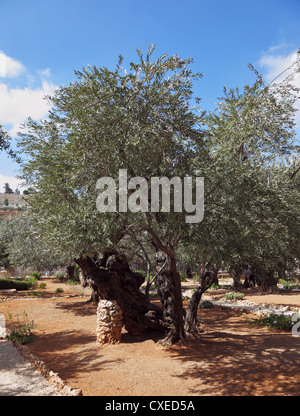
[17,46,208,344]
[0,214,69,273]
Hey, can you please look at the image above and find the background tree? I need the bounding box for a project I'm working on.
[0,214,69,273]
[4,182,14,194]
[205,65,300,291]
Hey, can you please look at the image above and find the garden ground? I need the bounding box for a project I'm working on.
[0,279,300,396]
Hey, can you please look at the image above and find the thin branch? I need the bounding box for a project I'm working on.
[149,257,168,286]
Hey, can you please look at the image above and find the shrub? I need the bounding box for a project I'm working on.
[225,291,244,300]
[251,313,300,331]
[0,278,30,291]
[66,279,77,285]
[29,290,45,298]
[29,272,42,280]
[179,272,187,282]
[39,282,46,289]
[200,300,214,309]
[25,276,38,290]
[5,311,35,344]
[55,271,66,282]
[55,287,64,293]
[209,284,221,290]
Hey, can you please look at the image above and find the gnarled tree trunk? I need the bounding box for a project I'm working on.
[75,252,166,336]
[256,269,279,293]
[153,244,185,345]
[231,267,244,290]
[184,264,218,337]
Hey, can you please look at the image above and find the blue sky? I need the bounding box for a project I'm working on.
[0,0,299,191]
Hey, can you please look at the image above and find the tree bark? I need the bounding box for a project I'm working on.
[66,265,75,281]
[184,264,218,336]
[231,268,244,290]
[149,234,185,345]
[75,252,166,336]
[243,266,256,288]
[256,270,280,293]
[186,266,193,280]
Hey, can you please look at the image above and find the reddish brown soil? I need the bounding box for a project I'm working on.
[1,281,300,396]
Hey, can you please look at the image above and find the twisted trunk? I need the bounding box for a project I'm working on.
[184,264,218,337]
[75,252,166,336]
[153,245,185,345]
[256,270,279,293]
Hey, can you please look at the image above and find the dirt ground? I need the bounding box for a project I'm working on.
[1,279,300,396]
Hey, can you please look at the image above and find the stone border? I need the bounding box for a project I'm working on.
[202,296,300,317]
[10,339,82,396]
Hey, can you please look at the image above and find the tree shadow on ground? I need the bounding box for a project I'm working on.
[29,329,124,380]
[164,307,300,396]
[53,300,97,316]
[121,329,164,344]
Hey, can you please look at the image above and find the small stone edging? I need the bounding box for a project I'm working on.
[182,289,300,317]
[204,297,300,317]
[10,339,82,396]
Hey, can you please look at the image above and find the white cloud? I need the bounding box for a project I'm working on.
[0,80,57,136]
[259,47,300,131]
[0,174,26,193]
[37,68,51,78]
[0,51,58,137]
[259,48,300,85]
[0,50,25,78]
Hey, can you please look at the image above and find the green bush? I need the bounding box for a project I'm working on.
[225,291,244,300]
[179,272,187,282]
[251,313,300,331]
[39,282,46,289]
[200,300,214,309]
[0,278,30,291]
[55,271,65,282]
[55,287,64,293]
[279,279,300,290]
[29,272,42,280]
[66,279,77,285]
[209,284,221,290]
[25,276,38,290]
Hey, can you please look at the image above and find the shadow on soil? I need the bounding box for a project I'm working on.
[30,329,124,380]
[53,300,97,316]
[164,307,300,396]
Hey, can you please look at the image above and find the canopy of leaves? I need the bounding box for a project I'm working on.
[13,46,300,281]
[17,45,208,258]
